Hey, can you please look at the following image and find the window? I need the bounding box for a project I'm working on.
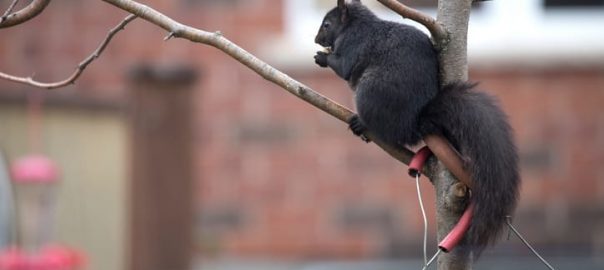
[545,0,604,8]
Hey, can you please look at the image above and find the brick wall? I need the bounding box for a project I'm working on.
[1,0,603,259]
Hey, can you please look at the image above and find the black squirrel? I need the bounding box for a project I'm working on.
[314,0,519,255]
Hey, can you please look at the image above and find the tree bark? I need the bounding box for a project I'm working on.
[437,0,472,83]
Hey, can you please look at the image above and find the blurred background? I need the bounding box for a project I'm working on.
[0,0,603,269]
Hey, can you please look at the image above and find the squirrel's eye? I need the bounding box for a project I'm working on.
[323,22,331,29]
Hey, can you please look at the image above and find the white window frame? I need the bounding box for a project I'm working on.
[262,0,604,68]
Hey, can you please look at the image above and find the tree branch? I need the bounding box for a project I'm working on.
[0,0,51,28]
[376,0,448,45]
[1,0,21,23]
[0,14,137,89]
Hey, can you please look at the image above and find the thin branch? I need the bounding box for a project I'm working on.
[0,0,21,23]
[0,14,137,90]
[0,0,51,28]
[376,0,448,45]
[163,31,175,41]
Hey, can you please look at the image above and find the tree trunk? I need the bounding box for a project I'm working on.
[432,0,474,269]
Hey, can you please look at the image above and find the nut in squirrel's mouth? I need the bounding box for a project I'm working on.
[322,46,333,54]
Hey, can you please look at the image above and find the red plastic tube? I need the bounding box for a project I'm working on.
[438,202,475,252]
[408,146,433,177]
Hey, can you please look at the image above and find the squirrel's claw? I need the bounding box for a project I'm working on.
[349,114,371,143]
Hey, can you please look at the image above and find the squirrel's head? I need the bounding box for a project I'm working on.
[314,0,361,48]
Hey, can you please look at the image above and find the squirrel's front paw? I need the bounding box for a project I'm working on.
[314,51,328,67]
[349,114,371,143]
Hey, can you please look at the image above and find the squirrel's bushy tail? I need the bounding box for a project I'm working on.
[419,82,520,255]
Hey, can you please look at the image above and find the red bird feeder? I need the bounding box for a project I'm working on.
[10,154,60,254]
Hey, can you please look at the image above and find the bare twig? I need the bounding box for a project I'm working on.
[163,31,175,41]
[0,14,137,89]
[0,0,51,28]
[376,0,448,45]
[0,0,21,23]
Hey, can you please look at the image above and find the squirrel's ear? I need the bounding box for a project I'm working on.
[337,0,348,22]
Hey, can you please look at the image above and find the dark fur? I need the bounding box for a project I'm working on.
[315,0,439,148]
[315,0,520,255]
[420,82,519,254]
